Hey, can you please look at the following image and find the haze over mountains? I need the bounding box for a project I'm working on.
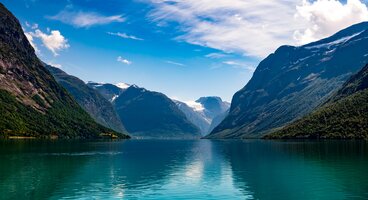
[207,22,368,139]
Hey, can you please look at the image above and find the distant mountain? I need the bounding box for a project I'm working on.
[87,82,128,102]
[208,109,229,134]
[0,3,128,139]
[46,65,127,134]
[207,22,368,139]
[266,63,368,139]
[113,85,201,139]
[174,97,230,135]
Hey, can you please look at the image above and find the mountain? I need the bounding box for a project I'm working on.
[0,3,129,139]
[113,85,201,139]
[174,97,230,135]
[45,65,127,134]
[266,64,368,139]
[87,82,128,102]
[207,22,368,139]
[208,109,229,134]
[174,100,210,135]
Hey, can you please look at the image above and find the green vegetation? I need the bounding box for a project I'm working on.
[0,90,129,139]
[265,90,368,139]
[46,65,128,134]
[266,64,368,139]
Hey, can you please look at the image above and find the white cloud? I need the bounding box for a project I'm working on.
[294,0,368,44]
[223,60,256,71]
[25,22,39,30]
[166,60,185,66]
[47,62,62,68]
[148,0,368,58]
[205,53,228,59]
[49,10,125,28]
[117,56,132,65]
[107,32,143,41]
[24,32,39,53]
[30,29,70,56]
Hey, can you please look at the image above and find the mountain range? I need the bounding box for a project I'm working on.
[89,82,202,138]
[0,3,128,139]
[174,97,230,135]
[207,22,368,139]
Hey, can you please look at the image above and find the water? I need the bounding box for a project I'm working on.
[0,140,367,200]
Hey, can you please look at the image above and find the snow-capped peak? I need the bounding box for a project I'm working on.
[185,101,204,112]
[115,82,130,89]
[87,81,105,87]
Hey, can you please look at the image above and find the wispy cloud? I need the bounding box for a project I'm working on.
[49,10,125,28]
[117,56,132,65]
[148,0,368,58]
[25,21,38,29]
[26,28,69,56]
[107,32,144,41]
[47,62,62,68]
[166,60,185,66]
[205,53,228,59]
[223,61,256,71]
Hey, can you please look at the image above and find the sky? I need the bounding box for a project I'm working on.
[3,0,368,102]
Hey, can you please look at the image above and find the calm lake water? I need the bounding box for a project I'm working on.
[0,139,367,200]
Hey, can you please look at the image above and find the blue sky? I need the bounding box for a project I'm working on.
[3,0,368,101]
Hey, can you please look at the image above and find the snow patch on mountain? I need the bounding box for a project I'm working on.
[185,101,205,112]
[115,82,130,89]
[305,31,363,49]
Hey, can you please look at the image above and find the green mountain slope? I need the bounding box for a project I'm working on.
[114,86,201,139]
[45,65,127,134]
[0,3,129,139]
[207,22,368,139]
[266,64,368,139]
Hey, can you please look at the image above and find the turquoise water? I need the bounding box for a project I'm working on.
[0,140,367,200]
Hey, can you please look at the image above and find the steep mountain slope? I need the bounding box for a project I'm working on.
[208,22,368,139]
[46,65,127,134]
[175,97,230,135]
[0,3,128,139]
[208,109,229,134]
[174,100,210,135]
[87,82,128,102]
[266,64,368,139]
[114,86,201,138]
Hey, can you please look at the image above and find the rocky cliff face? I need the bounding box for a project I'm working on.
[208,22,368,139]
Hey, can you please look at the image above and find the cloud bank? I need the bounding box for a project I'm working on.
[148,0,368,58]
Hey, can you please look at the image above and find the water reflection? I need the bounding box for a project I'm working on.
[0,140,367,200]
